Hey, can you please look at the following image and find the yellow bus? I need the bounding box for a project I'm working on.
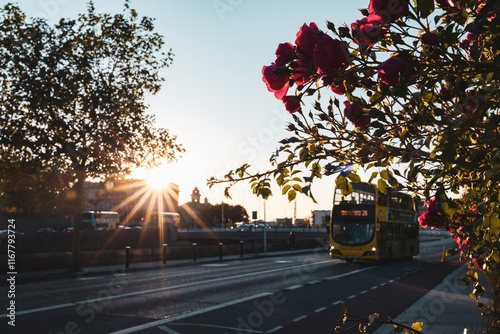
[329,182,419,262]
[81,211,120,230]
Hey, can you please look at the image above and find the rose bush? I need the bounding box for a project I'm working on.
[212,0,500,330]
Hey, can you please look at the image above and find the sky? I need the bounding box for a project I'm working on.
[10,0,368,221]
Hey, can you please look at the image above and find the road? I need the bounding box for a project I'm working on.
[1,237,458,334]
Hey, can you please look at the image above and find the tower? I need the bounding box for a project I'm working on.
[191,187,201,204]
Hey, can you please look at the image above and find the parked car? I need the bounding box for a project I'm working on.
[62,227,74,233]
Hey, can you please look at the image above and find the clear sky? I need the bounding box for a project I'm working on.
[10,0,367,221]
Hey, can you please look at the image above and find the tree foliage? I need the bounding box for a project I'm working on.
[0,1,183,216]
[210,0,500,330]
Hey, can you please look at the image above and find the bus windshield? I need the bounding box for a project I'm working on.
[332,221,375,245]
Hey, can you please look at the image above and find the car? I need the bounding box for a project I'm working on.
[62,227,74,233]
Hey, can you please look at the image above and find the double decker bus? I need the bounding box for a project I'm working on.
[329,182,419,262]
[81,211,120,230]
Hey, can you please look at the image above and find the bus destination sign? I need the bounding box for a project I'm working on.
[340,210,368,217]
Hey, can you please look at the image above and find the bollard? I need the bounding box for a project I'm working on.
[193,243,197,261]
[125,246,131,269]
[163,244,168,264]
[240,240,244,258]
[219,243,223,260]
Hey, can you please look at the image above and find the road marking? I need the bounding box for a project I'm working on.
[158,325,181,334]
[108,293,272,334]
[371,285,378,290]
[0,260,332,319]
[332,300,343,305]
[347,294,357,299]
[359,290,368,295]
[286,285,303,291]
[315,307,327,313]
[325,266,375,280]
[293,315,307,322]
[168,322,263,333]
[268,326,283,333]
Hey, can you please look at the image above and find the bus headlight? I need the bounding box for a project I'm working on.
[372,247,377,252]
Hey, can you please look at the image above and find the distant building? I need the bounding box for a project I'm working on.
[312,210,330,227]
[276,218,293,226]
[179,187,210,228]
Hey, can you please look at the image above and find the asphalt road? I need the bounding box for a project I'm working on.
[1,238,457,334]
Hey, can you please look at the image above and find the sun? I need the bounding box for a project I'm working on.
[141,167,171,190]
[132,161,188,191]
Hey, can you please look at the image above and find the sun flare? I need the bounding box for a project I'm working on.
[132,161,189,191]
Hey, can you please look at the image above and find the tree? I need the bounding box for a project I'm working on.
[0,1,184,270]
[211,0,500,330]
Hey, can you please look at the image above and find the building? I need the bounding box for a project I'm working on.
[312,210,330,227]
[179,187,210,228]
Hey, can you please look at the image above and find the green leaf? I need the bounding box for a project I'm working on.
[368,171,378,184]
[282,184,291,195]
[484,213,500,239]
[415,0,435,18]
[336,175,353,196]
[347,172,361,183]
[377,179,389,194]
[412,322,424,331]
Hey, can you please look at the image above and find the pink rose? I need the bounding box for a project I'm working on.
[295,22,323,59]
[368,0,409,21]
[344,102,370,128]
[262,64,289,100]
[289,58,314,86]
[420,32,439,46]
[462,33,480,60]
[418,197,446,229]
[377,56,407,86]
[275,42,295,66]
[282,96,301,114]
[351,14,386,48]
[330,81,354,95]
[465,91,479,117]
[313,35,350,78]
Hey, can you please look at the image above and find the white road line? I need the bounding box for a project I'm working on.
[314,307,327,313]
[168,322,264,333]
[108,293,272,334]
[324,266,375,280]
[332,300,343,305]
[347,294,357,299]
[359,290,368,295]
[286,285,304,290]
[0,260,332,319]
[370,286,378,290]
[268,326,283,333]
[292,315,307,322]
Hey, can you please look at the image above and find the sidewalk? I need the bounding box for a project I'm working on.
[374,264,491,334]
